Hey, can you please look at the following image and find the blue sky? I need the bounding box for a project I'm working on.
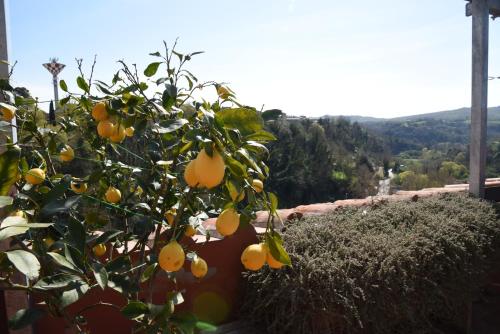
[6,0,500,118]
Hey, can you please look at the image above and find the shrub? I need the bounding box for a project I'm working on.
[242,193,500,334]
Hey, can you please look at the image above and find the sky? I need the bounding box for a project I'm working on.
[6,0,500,118]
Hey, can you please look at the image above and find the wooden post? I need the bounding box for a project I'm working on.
[469,0,489,198]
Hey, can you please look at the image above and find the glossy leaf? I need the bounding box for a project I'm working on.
[6,250,41,280]
[144,62,161,77]
[92,262,108,290]
[0,195,13,208]
[0,145,20,196]
[59,80,68,92]
[122,301,149,319]
[76,76,89,93]
[266,233,291,266]
[216,108,263,136]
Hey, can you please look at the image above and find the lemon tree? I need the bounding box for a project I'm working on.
[0,42,290,333]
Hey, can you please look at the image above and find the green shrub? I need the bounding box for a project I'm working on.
[242,193,500,334]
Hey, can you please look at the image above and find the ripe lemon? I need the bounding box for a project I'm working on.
[92,102,108,121]
[252,179,264,193]
[191,257,208,278]
[1,104,16,121]
[194,149,225,189]
[216,86,230,99]
[93,243,107,257]
[185,225,196,237]
[97,120,115,138]
[125,126,135,137]
[25,168,45,185]
[59,145,74,162]
[44,237,55,248]
[184,160,199,187]
[105,186,121,203]
[241,243,267,271]
[229,183,245,202]
[216,208,240,237]
[266,246,284,269]
[158,240,185,272]
[71,181,87,194]
[110,125,126,143]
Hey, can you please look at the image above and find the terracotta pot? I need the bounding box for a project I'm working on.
[32,225,258,334]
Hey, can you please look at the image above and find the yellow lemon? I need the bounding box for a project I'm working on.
[70,181,87,194]
[110,125,126,143]
[158,240,185,272]
[125,127,135,137]
[25,168,45,185]
[105,186,121,203]
[252,179,264,193]
[266,246,284,269]
[215,208,240,237]
[241,243,267,271]
[194,149,225,189]
[185,225,196,237]
[191,257,208,278]
[97,120,115,138]
[0,104,16,121]
[92,102,108,121]
[93,243,107,257]
[184,160,199,187]
[59,145,74,162]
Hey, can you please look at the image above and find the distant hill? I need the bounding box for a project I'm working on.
[389,106,500,123]
[317,106,500,124]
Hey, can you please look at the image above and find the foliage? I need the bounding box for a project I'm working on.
[0,42,287,332]
[265,116,389,208]
[241,194,500,334]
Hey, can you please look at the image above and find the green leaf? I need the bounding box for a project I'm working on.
[245,130,277,142]
[60,282,89,308]
[47,252,81,273]
[40,195,81,216]
[195,321,217,331]
[34,273,81,290]
[91,262,108,290]
[0,145,20,196]
[8,308,45,330]
[0,226,28,241]
[152,119,188,134]
[6,250,41,280]
[67,218,86,254]
[144,62,162,77]
[225,156,247,177]
[216,108,263,136]
[0,195,13,208]
[267,233,291,266]
[41,175,71,205]
[1,216,27,228]
[140,263,157,283]
[76,76,89,93]
[121,301,149,319]
[162,84,177,111]
[59,80,68,92]
[269,192,279,212]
